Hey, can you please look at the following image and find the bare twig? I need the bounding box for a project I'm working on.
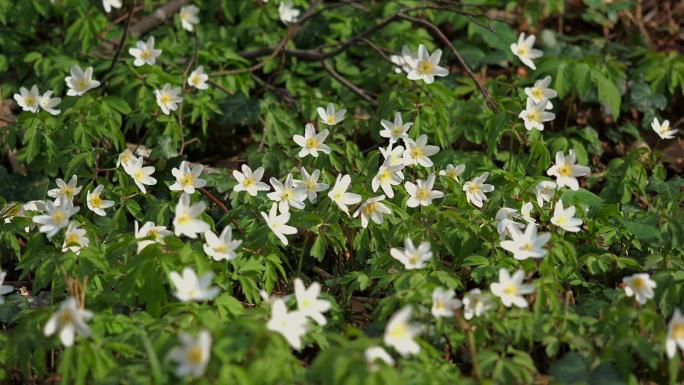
[129,0,190,38]
[104,1,135,79]
[397,13,499,112]
[322,60,377,106]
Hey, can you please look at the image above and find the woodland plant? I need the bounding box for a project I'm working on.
[0,0,683,384]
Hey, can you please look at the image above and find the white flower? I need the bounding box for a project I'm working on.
[65,65,100,96]
[294,278,331,325]
[61,222,89,254]
[524,76,557,109]
[390,238,432,270]
[170,161,206,194]
[268,173,307,213]
[402,134,439,167]
[622,273,656,305]
[365,346,395,371]
[431,287,462,318]
[317,103,346,126]
[463,289,495,320]
[0,270,13,304]
[666,309,684,358]
[188,66,209,90]
[519,98,555,131]
[327,174,361,216]
[267,298,308,349]
[535,181,558,207]
[134,221,171,254]
[495,207,524,239]
[380,112,413,143]
[547,150,591,191]
[405,44,449,84]
[39,90,62,115]
[384,306,421,357]
[405,173,444,208]
[43,297,93,347]
[652,118,678,140]
[33,198,79,238]
[353,195,391,228]
[439,163,465,183]
[278,1,300,24]
[179,5,200,32]
[295,168,328,203]
[117,148,135,169]
[86,185,114,216]
[550,200,583,232]
[510,33,543,70]
[102,0,122,13]
[154,83,183,115]
[490,268,535,308]
[173,194,209,238]
[389,45,415,74]
[168,330,212,378]
[379,144,406,179]
[261,203,297,246]
[293,123,331,158]
[233,165,270,196]
[203,226,242,262]
[47,175,82,203]
[123,156,157,194]
[500,223,550,261]
[13,85,41,113]
[463,172,495,208]
[129,37,161,67]
[521,201,535,223]
[372,162,403,198]
[169,267,219,302]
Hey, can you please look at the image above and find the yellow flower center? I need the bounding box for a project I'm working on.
[180,173,195,187]
[191,75,201,86]
[555,215,567,225]
[517,46,528,57]
[26,96,36,106]
[243,177,254,187]
[89,195,102,208]
[66,234,79,245]
[416,188,429,200]
[305,181,316,192]
[326,116,336,124]
[527,111,540,122]
[417,60,434,75]
[410,148,423,159]
[52,211,65,224]
[503,284,518,296]
[333,192,343,201]
[388,322,408,339]
[63,187,75,199]
[305,137,319,149]
[77,79,89,90]
[408,255,420,265]
[141,50,151,60]
[186,346,203,364]
[214,245,227,254]
[521,243,533,251]
[532,88,543,100]
[379,170,392,182]
[362,202,377,215]
[391,127,403,137]
[282,190,292,201]
[134,170,145,182]
[673,323,684,340]
[177,214,191,225]
[632,277,645,289]
[468,184,480,194]
[161,94,172,105]
[59,311,72,324]
[301,298,312,309]
[558,164,572,177]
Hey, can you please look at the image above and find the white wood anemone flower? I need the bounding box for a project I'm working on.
[173,193,209,238]
[233,165,270,196]
[61,222,89,254]
[405,44,449,84]
[550,199,583,232]
[267,298,308,350]
[431,287,462,318]
[510,32,543,70]
[188,66,209,90]
[372,162,403,198]
[102,0,122,13]
[380,112,413,143]
[463,288,496,320]
[43,297,93,347]
[402,134,439,168]
[547,150,590,191]
[652,117,678,140]
[622,273,656,305]
[203,226,242,262]
[490,268,535,308]
[405,173,444,208]
[327,174,361,216]
[65,65,100,96]
[463,172,495,208]
[365,346,395,371]
[500,223,550,261]
[261,203,297,246]
[154,83,183,115]
[666,309,684,359]
[519,97,555,131]
[278,1,300,24]
[294,278,331,325]
[13,85,41,113]
[295,168,328,203]
[87,184,114,216]
[390,238,432,270]
[267,173,307,213]
[169,267,220,302]
[134,220,171,254]
[317,103,346,126]
[167,330,212,378]
[524,76,557,109]
[439,163,465,183]
[383,306,421,357]
[293,123,331,158]
[33,197,79,238]
[123,156,157,194]
[129,36,162,67]
[170,161,207,194]
[353,195,391,228]
[180,5,200,31]
[47,175,82,203]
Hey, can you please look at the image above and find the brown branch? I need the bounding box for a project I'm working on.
[396,13,499,112]
[104,1,135,80]
[322,60,377,106]
[199,187,245,237]
[128,0,190,38]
